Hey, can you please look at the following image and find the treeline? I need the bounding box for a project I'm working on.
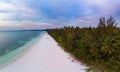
[47,16,120,72]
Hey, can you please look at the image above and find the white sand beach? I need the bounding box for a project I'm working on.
[0,32,87,72]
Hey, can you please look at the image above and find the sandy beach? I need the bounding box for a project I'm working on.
[0,32,87,72]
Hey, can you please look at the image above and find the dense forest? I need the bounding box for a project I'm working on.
[47,16,120,72]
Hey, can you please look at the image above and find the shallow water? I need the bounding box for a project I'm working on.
[0,30,44,66]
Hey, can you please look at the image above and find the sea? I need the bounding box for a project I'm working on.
[0,30,44,66]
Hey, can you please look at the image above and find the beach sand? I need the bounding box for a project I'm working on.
[0,32,87,72]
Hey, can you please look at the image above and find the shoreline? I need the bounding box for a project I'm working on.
[0,32,87,72]
[0,31,45,68]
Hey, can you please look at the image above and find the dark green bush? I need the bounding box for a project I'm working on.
[47,16,120,72]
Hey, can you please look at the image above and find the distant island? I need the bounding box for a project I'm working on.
[47,16,120,72]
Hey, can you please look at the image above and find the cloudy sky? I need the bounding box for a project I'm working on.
[0,0,120,29]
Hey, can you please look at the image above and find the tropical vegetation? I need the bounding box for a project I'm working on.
[47,16,120,72]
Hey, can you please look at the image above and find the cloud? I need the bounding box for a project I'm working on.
[0,1,15,12]
[86,0,120,15]
[54,0,120,27]
[0,0,120,29]
[0,0,38,22]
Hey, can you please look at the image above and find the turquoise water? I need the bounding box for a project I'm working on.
[0,30,44,66]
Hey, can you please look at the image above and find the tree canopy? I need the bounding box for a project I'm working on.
[47,16,120,72]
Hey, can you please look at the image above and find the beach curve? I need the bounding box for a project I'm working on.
[0,32,87,72]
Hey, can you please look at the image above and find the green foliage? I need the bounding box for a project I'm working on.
[47,16,120,72]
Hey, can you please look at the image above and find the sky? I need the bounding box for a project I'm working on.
[0,0,120,29]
